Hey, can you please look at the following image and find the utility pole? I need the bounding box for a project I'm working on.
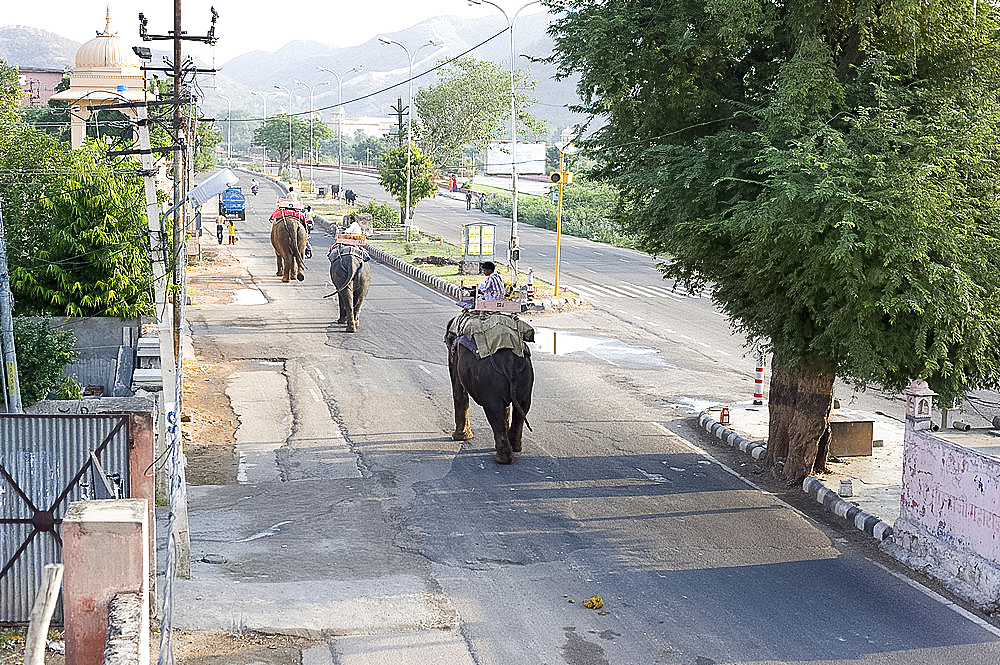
[389,97,407,148]
[0,197,23,413]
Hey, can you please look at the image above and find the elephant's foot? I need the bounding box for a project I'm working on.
[336,316,348,324]
[276,271,283,277]
[296,273,304,282]
[494,451,513,465]
[511,439,522,453]
[281,276,290,283]
[452,427,472,441]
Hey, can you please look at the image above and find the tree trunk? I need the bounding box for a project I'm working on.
[763,351,835,483]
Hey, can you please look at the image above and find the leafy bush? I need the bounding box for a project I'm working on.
[478,179,636,247]
[12,317,79,405]
[356,200,398,228]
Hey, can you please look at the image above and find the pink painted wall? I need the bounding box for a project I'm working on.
[62,499,149,665]
[900,430,1000,560]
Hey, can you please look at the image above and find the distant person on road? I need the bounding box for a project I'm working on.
[479,192,486,210]
[227,220,237,245]
[477,261,505,301]
[216,216,225,245]
[466,191,473,210]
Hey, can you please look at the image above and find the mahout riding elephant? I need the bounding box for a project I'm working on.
[270,212,308,282]
[445,314,534,464]
[328,246,371,332]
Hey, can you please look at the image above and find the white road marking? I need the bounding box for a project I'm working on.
[314,368,325,381]
[310,388,322,404]
[419,364,433,375]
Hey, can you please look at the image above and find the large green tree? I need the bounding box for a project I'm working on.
[547,1,1000,481]
[414,57,545,170]
[0,59,155,318]
[252,114,331,171]
[378,143,436,224]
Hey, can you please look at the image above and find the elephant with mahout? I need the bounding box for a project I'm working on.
[270,210,308,282]
[445,314,534,464]
[328,245,371,333]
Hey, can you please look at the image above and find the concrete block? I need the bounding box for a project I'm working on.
[63,499,149,665]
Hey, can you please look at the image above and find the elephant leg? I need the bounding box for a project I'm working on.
[275,254,283,277]
[281,257,291,282]
[482,402,513,464]
[450,359,472,441]
[509,399,529,453]
[337,285,351,326]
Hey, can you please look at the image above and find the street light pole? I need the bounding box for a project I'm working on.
[378,38,440,232]
[218,93,232,163]
[467,0,540,279]
[274,84,293,180]
[250,90,268,171]
[294,80,327,190]
[317,65,364,199]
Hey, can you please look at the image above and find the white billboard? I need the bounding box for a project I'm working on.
[485,141,546,176]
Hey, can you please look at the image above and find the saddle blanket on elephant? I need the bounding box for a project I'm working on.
[449,310,534,358]
[328,245,370,263]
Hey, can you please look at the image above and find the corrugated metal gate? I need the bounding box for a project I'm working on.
[0,414,131,623]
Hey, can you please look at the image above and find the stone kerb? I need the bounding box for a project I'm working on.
[882,421,1000,611]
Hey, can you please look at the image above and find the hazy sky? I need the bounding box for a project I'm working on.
[5,0,547,64]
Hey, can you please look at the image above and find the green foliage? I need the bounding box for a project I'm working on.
[252,114,329,166]
[0,113,155,317]
[378,143,437,222]
[13,317,79,406]
[546,0,1000,404]
[415,57,545,170]
[349,135,391,166]
[480,179,628,246]
[355,200,397,228]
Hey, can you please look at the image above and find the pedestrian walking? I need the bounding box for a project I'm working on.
[479,192,486,210]
[216,216,224,245]
[227,220,237,245]
[466,191,473,210]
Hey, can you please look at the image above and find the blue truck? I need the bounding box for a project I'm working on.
[218,186,246,221]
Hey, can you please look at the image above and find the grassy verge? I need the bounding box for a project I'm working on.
[367,231,574,298]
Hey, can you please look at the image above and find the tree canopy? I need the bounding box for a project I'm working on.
[378,142,436,223]
[415,57,545,170]
[0,59,155,318]
[253,114,331,167]
[546,0,1000,480]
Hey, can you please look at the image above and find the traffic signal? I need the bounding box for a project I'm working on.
[550,171,573,185]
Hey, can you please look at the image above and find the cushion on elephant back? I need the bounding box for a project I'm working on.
[449,310,534,358]
[328,245,370,263]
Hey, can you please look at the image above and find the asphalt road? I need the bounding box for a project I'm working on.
[165,170,1000,664]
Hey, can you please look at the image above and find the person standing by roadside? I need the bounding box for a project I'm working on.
[216,216,225,245]
[227,220,237,245]
[479,192,486,210]
[466,190,473,210]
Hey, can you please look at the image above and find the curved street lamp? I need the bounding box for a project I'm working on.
[467,0,540,278]
[218,93,232,164]
[377,37,441,230]
[317,65,364,200]
[249,90,269,170]
[274,84,293,178]
[294,79,329,189]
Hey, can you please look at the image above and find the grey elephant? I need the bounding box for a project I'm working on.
[270,210,308,282]
[328,245,371,332]
[445,313,534,464]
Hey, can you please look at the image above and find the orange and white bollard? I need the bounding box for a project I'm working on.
[753,351,765,405]
[526,269,535,301]
[720,407,730,424]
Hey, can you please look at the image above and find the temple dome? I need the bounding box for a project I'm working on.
[75,9,139,70]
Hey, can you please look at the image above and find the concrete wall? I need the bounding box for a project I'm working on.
[883,423,1000,611]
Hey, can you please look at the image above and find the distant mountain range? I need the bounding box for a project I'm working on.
[0,13,585,140]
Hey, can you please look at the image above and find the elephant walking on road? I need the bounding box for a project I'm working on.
[445,314,534,464]
[270,212,308,282]
[328,246,371,333]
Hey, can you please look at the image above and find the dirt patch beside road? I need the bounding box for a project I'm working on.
[181,246,245,485]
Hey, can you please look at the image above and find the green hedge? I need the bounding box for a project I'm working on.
[479,179,635,247]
